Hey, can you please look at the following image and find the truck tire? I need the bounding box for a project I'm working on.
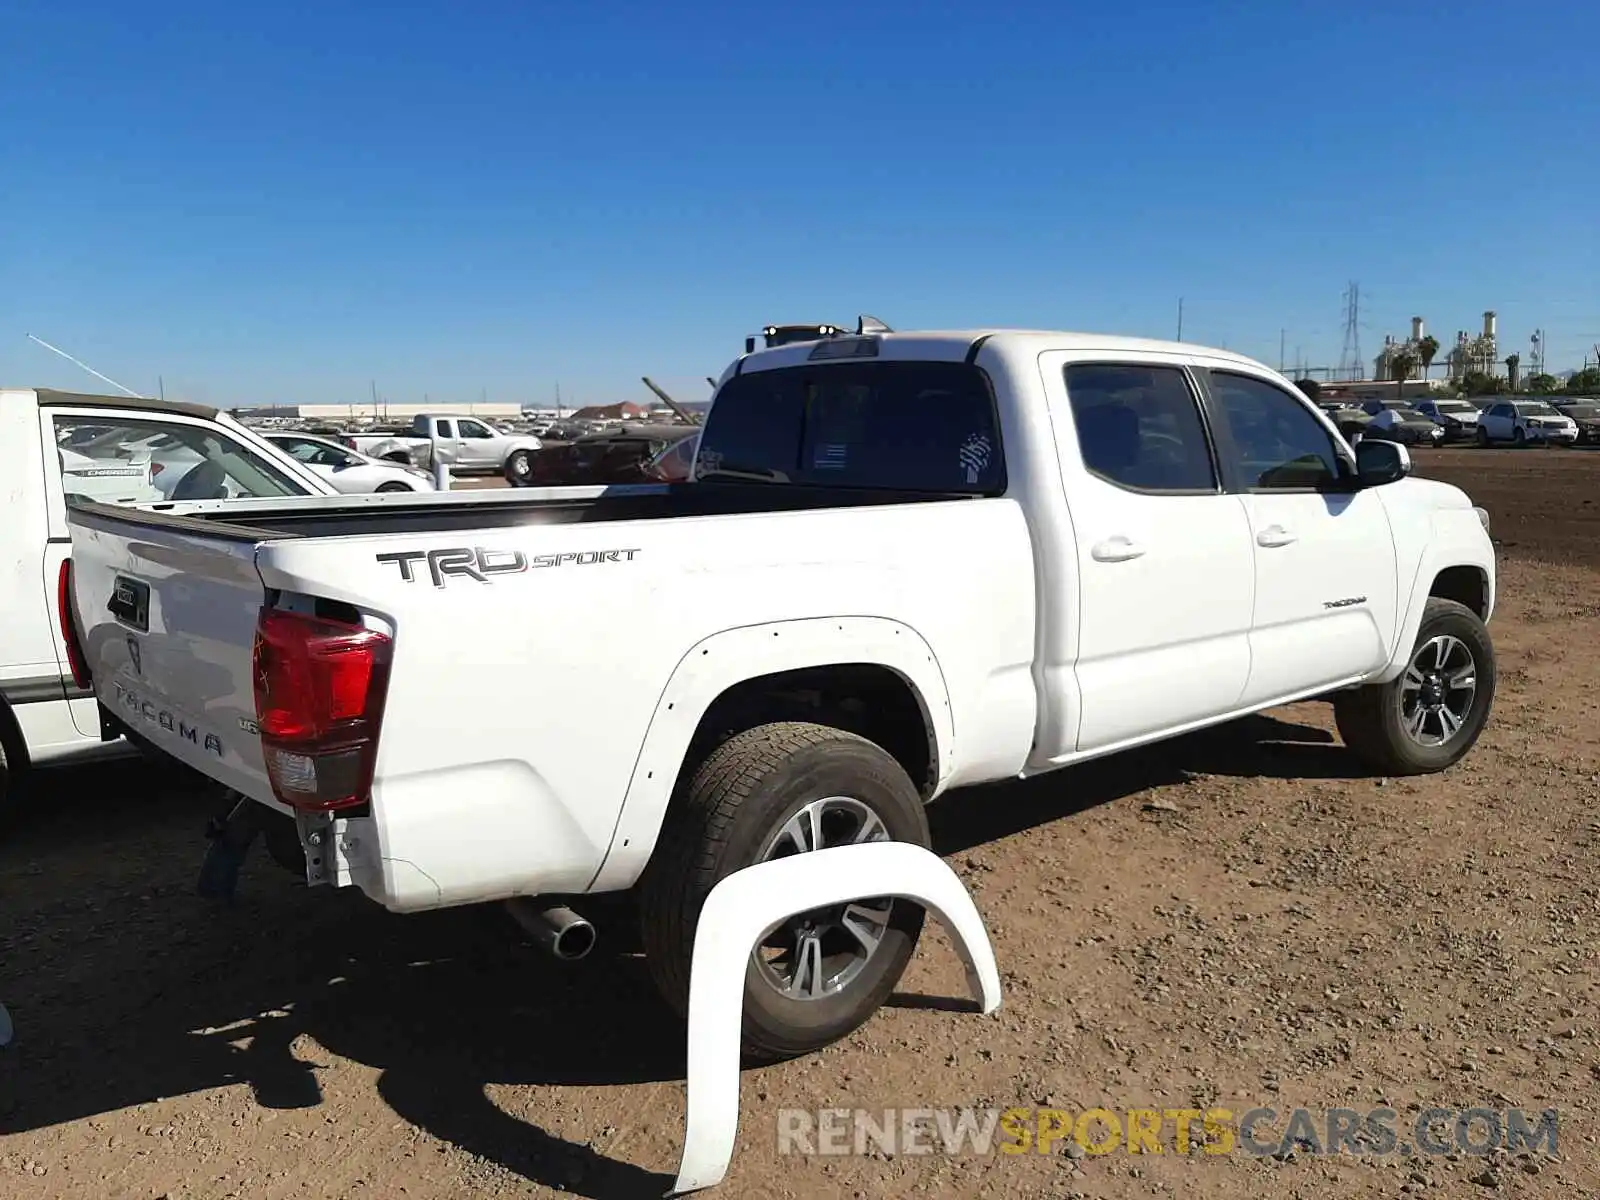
[1334,598,1496,775]
[504,449,534,485]
[0,735,11,824]
[639,721,930,1062]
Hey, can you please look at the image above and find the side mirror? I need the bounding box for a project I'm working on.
[1355,438,1411,487]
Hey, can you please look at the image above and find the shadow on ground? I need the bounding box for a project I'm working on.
[0,709,1361,1198]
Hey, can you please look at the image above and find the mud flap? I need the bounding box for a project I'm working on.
[197,793,269,901]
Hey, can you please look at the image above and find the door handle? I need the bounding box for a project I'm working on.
[1256,525,1298,548]
[1090,536,1146,562]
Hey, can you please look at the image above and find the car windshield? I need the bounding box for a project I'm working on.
[1515,402,1559,416]
[1559,403,1598,418]
[1434,401,1476,414]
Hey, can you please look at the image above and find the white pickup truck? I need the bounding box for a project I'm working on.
[64,329,1498,1059]
[349,413,543,479]
[0,388,334,816]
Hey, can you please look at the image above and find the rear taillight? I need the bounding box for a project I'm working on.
[57,559,92,689]
[251,607,392,813]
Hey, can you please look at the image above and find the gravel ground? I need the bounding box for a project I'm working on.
[1,447,1596,1199]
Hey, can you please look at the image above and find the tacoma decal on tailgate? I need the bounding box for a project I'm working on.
[375,546,642,588]
[112,681,225,757]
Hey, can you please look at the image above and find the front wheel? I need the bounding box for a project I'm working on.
[376,481,411,493]
[639,722,930,1062]
[1475,424,1490,447]
[504,450,534,485]
[1334,598,1495,775]
[1512,426,1526,447]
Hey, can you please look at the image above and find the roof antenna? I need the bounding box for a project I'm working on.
[856,314,893,335]
[26,332,144,397]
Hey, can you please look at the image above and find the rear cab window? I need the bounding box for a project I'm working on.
[696,360,1005,493]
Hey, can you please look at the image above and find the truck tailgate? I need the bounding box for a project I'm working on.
[68,505,278,804]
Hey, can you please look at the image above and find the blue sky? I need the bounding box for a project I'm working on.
[3,0,1596,408]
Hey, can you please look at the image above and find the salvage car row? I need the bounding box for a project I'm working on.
[1315,393,1598,447]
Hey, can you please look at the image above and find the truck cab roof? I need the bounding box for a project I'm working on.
[727,329,1267,381]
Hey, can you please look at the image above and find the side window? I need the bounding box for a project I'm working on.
[1209,372,1344,490]
[436,419,455,438]
[1062,363,1216,493]
[52,414,307,504]
[458,420,492,439]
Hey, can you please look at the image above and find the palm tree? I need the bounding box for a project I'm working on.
[1417,334,1439,380]
[1390,351,1418,405]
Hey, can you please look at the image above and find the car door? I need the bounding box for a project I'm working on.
[39,405,316,737]
[1200,368,1400,706]
[1482,402,1511,440]
[454,418,498,468]
[429,418,463,468]
[1045,356,1256,752]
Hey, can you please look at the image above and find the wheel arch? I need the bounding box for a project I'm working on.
[586,616,954,893]
[1372,546,1494,684]
[0,696,27,775]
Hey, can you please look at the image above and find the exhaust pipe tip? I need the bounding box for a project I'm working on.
[552,919,597,961]
[507,899,597,961]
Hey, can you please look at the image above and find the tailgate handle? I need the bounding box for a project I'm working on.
[108,576,151,632]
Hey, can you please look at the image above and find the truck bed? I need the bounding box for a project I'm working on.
[70,480,982,540]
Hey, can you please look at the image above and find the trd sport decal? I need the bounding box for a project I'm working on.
[376,546,642,587]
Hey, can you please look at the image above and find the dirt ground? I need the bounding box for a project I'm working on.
[2,447,1597,1200]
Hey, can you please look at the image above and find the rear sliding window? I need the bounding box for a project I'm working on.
[696,361,1004,493]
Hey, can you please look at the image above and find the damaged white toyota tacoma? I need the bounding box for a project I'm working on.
[65,324,1497,1060]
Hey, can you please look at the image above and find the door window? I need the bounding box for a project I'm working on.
[457,419,494,439]
[52,414,306,505]
[1208,372,1346,491]
[273,437,347,468]
[1062,363,1217,493]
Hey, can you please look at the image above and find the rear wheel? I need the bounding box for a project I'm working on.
[639,722,930,1062]
[1335,598,1495,775]
[0,735,12,824]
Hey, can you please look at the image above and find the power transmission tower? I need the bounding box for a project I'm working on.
[1337,282,1363,381]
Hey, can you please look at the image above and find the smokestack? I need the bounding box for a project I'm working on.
[1483,311,1497,338]
[1411,316,1425,341]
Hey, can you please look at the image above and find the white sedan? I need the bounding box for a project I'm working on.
[266,432,437,492]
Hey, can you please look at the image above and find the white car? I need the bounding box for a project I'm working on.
[1475,399,1579,446]
[68,324,1497,1064]
[1414,397,1481,442]
[266,432,437,493]
[1,388,334,816]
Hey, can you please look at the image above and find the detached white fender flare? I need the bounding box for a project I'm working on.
[1370,515,1495,685]
[585,616,955,893]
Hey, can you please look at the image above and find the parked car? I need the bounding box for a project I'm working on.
[65,329,1497,1062]
[1475,399,1580,447]
[508,423,700,486]
[643,429,702,482]
[1414,397,1482,442]
[352,414,543,478]
[1315,400,1372,443]
[266,432,437,493]
[0,388,333,816]
[1359,401,1447,446]
[1552,400,1600,444]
